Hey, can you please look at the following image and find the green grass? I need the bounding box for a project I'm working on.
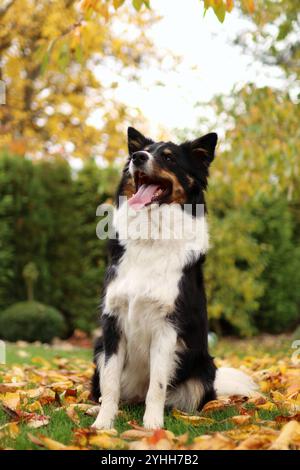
[211,334,293,359]
[5,342,91,365]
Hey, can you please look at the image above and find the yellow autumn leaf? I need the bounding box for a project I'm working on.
[28,433,81,450]
[256,402,278,412]
[0,392,20,410]
[173,409,215,426]
[270,421,300,450]
[89,434,128,449]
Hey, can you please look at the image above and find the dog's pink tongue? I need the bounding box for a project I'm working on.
[128,184,160,210]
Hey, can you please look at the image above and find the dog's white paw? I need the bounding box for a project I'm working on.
[91,415,114,430]
[143,410,164,430]
[91,408,116,430]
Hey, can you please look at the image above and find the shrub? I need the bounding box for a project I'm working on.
[0,301,66,343]
[252,198,300,333]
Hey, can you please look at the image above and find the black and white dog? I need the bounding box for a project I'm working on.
[91,127,257,430]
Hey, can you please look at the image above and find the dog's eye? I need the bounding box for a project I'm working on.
[163,149,174,161]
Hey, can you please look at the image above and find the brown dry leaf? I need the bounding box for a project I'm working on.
[26,400,44,414]
[1,404,20,420]
[66,406,80,425]
[192,433,236,450]
[225,424,263,441]
[28,433,81,450]
[286,380,300,397]
[20,387,44,400]
[120,429,153,440]
[0,392,20,410]
[275,413,300,424]
[129,439,152,450]
[256,401,278,412]
[27,415,50,429]
[31,357,52,369]
[73,428,118,447]
[127,420,149,431]
[147,429,170,445]
[128,429,175,450]
[0,383,27,393]
[77,390,90,402]
[151,438,173,450]
[270,390,286,403]
[231,415,252,426]
[247,394,267,406]
[49,381,74,393]
[39,388,56,405]
[236,434,274,450]
[0,422,19,439]
[270,420,300,450]
[173,409,215,425]
[202,398,231,413]
[89,434,128,449]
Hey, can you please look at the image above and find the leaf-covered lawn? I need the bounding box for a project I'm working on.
[0,336,299,450]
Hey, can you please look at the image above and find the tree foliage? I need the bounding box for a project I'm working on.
[235,0,300,82]
[0,0,158,159]
[202,84,300,335]
[80,0,256,23]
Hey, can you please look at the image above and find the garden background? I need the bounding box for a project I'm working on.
[0,0,299,341]
[0,0,300,452]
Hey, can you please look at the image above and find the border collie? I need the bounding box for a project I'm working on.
[91,127,257,430]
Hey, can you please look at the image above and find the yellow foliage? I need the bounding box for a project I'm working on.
[0,0,158,160]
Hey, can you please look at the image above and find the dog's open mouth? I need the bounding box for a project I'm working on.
[128,172,172,210]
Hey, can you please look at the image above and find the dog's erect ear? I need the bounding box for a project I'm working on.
[189,133,218,166]
[127,127,152,155]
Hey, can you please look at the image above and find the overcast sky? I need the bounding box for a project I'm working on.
[92,0,283,139]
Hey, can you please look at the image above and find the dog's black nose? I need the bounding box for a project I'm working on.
[132,151,149,166]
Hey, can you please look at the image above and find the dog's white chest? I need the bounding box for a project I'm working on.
[105,239,188,316]
[105,202,209,316]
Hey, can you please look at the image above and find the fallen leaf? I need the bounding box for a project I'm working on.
[66,406,80,425]
[270,420,300,450]
[202,398,231,413]
[173,409,215,425]
[192,433,236,450]
[89,434,128,449]
[27,415,50,428]
[0,422,19,439]
[0,392,20,410]
[236,434,274,450]
[27,433,80,450]
[120,429,153,439]
[231,415,252,425]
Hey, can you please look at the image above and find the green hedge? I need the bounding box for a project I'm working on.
[0,152,119,334]
[0,301,66,343]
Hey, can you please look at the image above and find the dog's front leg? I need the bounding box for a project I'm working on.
[143,322,177,430]
[92,315,125,430]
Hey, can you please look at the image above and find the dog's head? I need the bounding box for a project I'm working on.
[116,127,218,209]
